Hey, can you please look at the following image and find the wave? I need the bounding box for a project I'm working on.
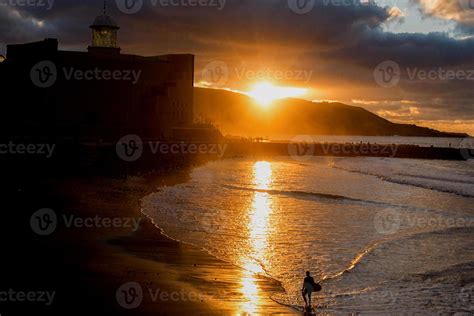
[411,260,474,282]
[271,226,474,311]
[396,173,474,186]
[326,225,474,282]
[321,242,381,282]
[224,184,391,204]
[332,164,474,198]
[140,158,473,314]
[293,225,474,291]
[223,184,437,213]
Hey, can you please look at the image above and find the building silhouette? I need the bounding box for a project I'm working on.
[0,9,194,141]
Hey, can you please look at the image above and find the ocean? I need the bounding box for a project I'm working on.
[142,155,474,314]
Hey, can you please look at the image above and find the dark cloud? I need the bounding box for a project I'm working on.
[1,0,473,131]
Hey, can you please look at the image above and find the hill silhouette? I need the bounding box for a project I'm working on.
[194,88,467,138]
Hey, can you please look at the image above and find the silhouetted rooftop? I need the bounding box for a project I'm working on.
[90,14,119,29]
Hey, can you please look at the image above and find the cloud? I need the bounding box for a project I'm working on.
[386,6,406,23]
[0,0,473,132]
[412,0,474,34]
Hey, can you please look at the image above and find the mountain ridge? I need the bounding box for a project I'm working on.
[193,87,468,138]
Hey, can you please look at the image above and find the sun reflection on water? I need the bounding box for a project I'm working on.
[238,161,274,315]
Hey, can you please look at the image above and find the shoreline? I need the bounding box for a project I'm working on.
[116,170,297,315]
[1,165,296,315]
[139,207,300,313]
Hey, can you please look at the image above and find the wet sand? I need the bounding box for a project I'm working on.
[1,168,296,315]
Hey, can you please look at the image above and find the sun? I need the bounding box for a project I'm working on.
[247,82,307,107]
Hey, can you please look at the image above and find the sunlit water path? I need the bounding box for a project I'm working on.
[142,157,474,314]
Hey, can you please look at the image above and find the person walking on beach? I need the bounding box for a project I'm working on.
[302,271,321,311]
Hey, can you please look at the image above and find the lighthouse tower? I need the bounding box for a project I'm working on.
[88,1,120,54]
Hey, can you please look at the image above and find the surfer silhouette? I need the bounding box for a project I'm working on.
[301,271,321,311]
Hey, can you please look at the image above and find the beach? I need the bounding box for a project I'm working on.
[0,167,296,315]
[1,140,472,315]
[142,157,474,314]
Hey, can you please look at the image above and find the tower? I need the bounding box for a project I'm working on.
[88,1,120,54]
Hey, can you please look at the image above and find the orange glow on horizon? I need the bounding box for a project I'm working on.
[246,82,307,107]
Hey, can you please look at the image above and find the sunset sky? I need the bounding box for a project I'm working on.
[1,0,473,134]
